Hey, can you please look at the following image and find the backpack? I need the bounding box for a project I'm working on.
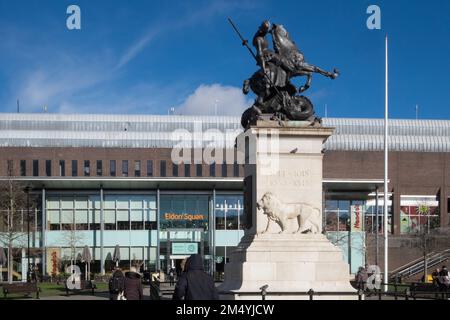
[109,272,125,294]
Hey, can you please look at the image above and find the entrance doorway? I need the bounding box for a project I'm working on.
[169,255,189,277]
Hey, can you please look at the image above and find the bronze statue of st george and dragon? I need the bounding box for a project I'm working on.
[228,19,340,129]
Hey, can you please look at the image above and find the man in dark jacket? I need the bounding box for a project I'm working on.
[124,267,144,300]
[172,254,219,300]
[109,268,125,300]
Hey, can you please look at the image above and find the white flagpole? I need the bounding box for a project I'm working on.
[384,35,389,292]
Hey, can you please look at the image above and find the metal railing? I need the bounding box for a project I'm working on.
[220,283,450,300]
[391,249,450,280]
[219,289,364,300]
[147,280,450,300]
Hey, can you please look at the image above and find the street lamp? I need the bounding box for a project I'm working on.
[25,186,31,282]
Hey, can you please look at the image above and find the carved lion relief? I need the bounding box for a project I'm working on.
[256,192,321,234]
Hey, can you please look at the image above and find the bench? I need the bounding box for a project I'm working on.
[409,282,444,299]
[3,282,40,299]
[65,280,97,296]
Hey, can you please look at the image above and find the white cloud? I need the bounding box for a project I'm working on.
[175,84,251,116]
[115,28,161,70]
[115,1,248,70]
[16,62,110,112]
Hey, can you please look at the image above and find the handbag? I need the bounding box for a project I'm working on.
[117,291,127,300]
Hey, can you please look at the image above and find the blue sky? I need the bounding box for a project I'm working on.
[0,0,449,119]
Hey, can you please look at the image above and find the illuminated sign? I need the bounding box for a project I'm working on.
[164,213,205,221]
[172,242,198,255]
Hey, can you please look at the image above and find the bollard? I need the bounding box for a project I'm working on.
[259,284,268,301]
[358,289,363,300]
[308,289,314,301]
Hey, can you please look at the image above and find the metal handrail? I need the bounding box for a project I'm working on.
[392,249,450,279]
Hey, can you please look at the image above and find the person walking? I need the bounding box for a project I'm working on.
[355,266,368,291]
[124,266,144,300]
[432,268,440,286]
[169,267,175,287]
[172,254,219,300]
[439,266,450,298]
[109,268,125,300]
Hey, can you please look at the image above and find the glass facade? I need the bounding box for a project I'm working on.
[10,191,244,279]
[45,193,158,273]
[214,195,244,230]
[160,195,209,230]
[325,199,392,234]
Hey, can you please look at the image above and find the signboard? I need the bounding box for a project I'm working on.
[171,242,198,255]
[350,205,364,232]
[164,213,205,221]
[46,248,61,276]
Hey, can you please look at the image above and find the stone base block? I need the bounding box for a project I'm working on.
[218,234,357,300]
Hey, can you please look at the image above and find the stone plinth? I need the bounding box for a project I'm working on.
[218,124,357,300]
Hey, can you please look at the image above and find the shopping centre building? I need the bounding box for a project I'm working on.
[1,113,449,280]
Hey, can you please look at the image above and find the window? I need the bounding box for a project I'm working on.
[160,195,210,230]
[20,160,26,176]
[46,160,52,177]
[145,198,157,230]
[215,195,243,230]
[147,160,153,177]
[184,164,191,177]
[172,163,178,177]
[71,160,78,177]
[110,160,116,177]
[221,164,227,177]
[84,160,90,176]
[48,208,61,230]
[134,161,141,177]
[210,162,216,177]
[6,160,13,176]
[160,160,166,177]
[97,160,102,176]
[196,164,202,177]
[233,161,239,177]
[104,209,116,230]
[33,160,39,177]
[122,160,128,177]
[117,210,130,230]
[399,196,439,234]
[75,199,89,230]
[59,160,65,177]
